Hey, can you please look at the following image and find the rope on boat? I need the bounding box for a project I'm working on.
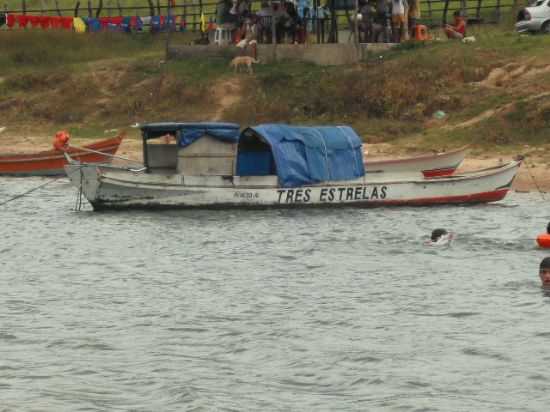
[68,144,143,166]
[0,164,85,208]
[0,175,65,206]
[522,156,546,201]
[74,167,84,212]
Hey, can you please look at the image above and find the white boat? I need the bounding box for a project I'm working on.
[65,123,521,211]
[364,146,468,178]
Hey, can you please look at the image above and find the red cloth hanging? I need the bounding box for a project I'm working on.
[99,17,110,29]
[29,15,41,28]
[7,14,16,28]
[110,16,123,26]
[61,16,73,29]
[16,14,29,28]
[50,16,62,29]
[39,15,51,29]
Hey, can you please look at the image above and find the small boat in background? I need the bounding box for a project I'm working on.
[0,135,124,176]
[364,146,468,178]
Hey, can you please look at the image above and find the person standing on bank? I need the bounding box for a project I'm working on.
[391,0,408,42]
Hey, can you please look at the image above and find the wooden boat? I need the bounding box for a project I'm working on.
[364,146,468,178]
[0,135,123,176]
[64,123,520,211]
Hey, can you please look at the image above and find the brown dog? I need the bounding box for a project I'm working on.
[230,56,260,74]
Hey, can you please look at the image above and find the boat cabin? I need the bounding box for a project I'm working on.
[140,122,240,175]
[140,122,366,188]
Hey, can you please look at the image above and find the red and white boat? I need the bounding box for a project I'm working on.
[0,135,123,176]
[364,146,468,178]
[64,123,520,211]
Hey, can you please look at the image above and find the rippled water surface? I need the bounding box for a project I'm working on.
[1,177,550,411]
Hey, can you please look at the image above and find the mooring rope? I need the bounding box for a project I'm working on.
[0,164,85,207]
[73,167,84,212]
[0,176,65,206]
[522,156,546,201]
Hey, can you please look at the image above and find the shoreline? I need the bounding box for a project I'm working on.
[1,133,549,192]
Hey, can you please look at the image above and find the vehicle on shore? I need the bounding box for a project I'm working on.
[516,0,550,33]
[0,135,124,176]
[64,122,520,211]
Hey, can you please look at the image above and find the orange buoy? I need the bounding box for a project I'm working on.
[414,25,428,41]
[537,234,550,248]
[53,131,70,151]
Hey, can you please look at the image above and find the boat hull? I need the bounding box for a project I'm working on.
[65,160,520,211]
[365,146,467,178]
[0,136,123,176]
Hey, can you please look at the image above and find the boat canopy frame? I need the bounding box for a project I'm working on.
[139,122,240,171]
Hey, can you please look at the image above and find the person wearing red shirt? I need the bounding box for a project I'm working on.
[444,10,466,40]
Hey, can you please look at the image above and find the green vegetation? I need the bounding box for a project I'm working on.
[0,20,550,152]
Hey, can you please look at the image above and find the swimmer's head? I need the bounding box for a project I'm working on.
[431,228,448,242]
[539,257,550,287]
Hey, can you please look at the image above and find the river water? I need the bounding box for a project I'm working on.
[1,177,550,411]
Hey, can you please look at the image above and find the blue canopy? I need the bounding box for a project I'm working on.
[140,122,240,147]
[237,124,365,187]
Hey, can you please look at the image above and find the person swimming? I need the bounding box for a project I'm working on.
[539,257,550,288]
[426,228,454,246]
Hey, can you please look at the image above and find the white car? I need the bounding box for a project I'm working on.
[516,0,550,33]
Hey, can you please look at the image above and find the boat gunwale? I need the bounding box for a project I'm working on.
[92,159,521,190]
[0,136,123,162]
[364,145,468,166]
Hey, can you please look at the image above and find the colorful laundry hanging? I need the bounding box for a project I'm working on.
[16,14,29,28]
[73,17,86,33]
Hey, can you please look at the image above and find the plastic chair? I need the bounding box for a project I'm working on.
[214,26,233,46]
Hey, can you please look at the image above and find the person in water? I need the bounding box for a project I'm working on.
[539,257,550,288]
[426,228,454,245]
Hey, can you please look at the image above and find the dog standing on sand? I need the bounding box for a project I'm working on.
[230,56,260,74]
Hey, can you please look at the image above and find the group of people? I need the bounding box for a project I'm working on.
[356,0,421,43]
[216,0,314,45]
[427,225,550,289]
[356,0,466,43]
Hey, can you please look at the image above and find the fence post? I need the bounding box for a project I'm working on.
[314,0,319,43]
[165,0,173,60]
[476,0,482,21]
[271,0,277,44]
[21,0,26,14]
[54,0,62,16]
[96,0,103,18]
[156,0,161,15]
[495,0,502,22]
[183,4,187,29]
[442,0,449,25]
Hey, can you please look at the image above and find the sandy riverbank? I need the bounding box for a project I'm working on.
[1,132,549,193]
